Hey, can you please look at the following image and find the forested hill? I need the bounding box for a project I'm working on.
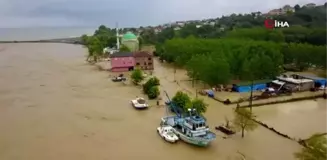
[140,4,326,46]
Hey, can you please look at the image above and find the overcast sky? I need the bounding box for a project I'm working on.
[0,0,325,28]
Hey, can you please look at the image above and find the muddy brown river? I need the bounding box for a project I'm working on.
[0,43,325,160]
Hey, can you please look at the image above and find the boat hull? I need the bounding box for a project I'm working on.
[174,129,211,147]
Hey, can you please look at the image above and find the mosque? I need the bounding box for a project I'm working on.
[120,32,139,52]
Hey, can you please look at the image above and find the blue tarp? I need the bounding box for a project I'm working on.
[233,83,267,93]
[206,90,214,97]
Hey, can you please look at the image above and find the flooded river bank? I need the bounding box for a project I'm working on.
[0,43,324,160]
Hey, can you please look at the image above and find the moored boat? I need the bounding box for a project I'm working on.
[131,97,149,109]
[161,114,216,147]
[161,91,216,147]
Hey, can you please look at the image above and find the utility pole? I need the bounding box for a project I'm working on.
[196,88,198,98]
[249,79,254,112]
[173,64,176,82]
[116,22,120,50]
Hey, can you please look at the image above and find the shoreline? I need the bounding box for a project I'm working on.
[0,37,83,45]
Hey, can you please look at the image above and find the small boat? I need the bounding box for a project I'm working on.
[157,125,179,143]
[131,97,149,109]
[215,125,235,135]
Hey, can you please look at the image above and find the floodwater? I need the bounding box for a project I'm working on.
[0,43,324,160]
[253,99,327,139]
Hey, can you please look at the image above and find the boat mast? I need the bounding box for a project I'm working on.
[116,22,120,50]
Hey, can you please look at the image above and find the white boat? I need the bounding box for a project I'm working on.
[157,126,179,143]
[131,97,149,109]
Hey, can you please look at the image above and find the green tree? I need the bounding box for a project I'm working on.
[294,133,327,160]
[120,45,131,52]
[233,108,258,138]
[143,77,160,94]
[85,36,104,63]
[187,98,208,114]
[172,91,191,111]
[81,34,89,45]
[186,54,206,87]
[200,54,231,86]
[131,69,143,84]
[294,4,301,11]
[148,86,160,99]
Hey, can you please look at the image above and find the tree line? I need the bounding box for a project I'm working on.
[141,4,326,46]
[155,36,325,86]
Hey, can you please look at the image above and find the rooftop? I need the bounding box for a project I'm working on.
[276,76,313,84]
[133,51,152,57]
[110,52,133,58]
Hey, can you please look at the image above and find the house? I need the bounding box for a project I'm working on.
[133,51,154,70]
[282,5,295,13]
[293,74,326,88]
[276,74,314,92]
[267,9,283,15]
[304,3,316,8]
[110,52,135,72]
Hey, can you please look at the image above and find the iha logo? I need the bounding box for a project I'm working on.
[264,19,290,29]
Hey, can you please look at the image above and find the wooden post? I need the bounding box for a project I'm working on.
[196,88,198,98]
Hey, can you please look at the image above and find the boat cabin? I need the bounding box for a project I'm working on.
[181,116,209,137]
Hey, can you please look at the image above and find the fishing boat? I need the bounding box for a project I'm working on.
[161,91,216,147]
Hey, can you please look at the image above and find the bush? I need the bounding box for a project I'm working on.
[148,86,160,99]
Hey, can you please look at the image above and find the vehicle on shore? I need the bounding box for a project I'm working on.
[131,97,149,109]
[112,76,127,82]
[157,125,179,143]
[161,91,216,147]
[112,74,127,82]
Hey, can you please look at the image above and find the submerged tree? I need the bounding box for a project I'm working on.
[148,86,160,99]
[143,77,160,94]
[172,91,191,111]
[186,98,208,114]
[233,108,258,138]
[294,133,327,160]
[131,69,143,84]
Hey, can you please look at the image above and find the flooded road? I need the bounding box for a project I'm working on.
[0,43,322,160]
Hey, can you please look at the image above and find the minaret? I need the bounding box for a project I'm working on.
[116,22,120,50]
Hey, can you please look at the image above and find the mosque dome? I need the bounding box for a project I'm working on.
[122,32,137,41]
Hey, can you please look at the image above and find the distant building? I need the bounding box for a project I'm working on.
[133,51,154,70]
[267,5,294,15]
[110,52,135,72]
[304,3,316,8]
[121,32,139,52]
[110,51,154,72]
[267,9,283,15]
